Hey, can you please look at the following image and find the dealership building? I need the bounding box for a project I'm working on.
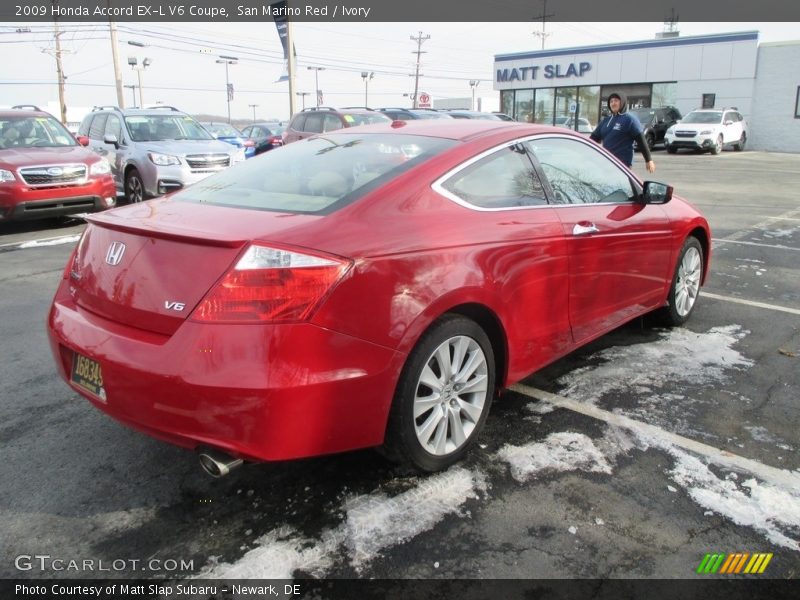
[494,31,800,153]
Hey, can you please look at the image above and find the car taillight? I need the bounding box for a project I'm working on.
[191,245,351,323]
[243,139,255,147]
[270,136,283,145]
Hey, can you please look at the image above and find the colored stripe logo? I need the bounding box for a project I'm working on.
[696,552,773,574]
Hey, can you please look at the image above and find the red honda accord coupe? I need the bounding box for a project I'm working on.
[47,119,710,475]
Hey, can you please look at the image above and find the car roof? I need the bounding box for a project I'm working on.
[0,109,53,119]
[313,118,557,141]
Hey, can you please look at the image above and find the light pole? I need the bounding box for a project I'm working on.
[248,103,258,122]
[361,71,374,107]
[127,56,152,107]
[469,80,480,111]
[216,55,238,124]
[307,66,325,107]
[295,92,310,110]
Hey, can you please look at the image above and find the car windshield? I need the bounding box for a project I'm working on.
[341,113,392,126]
[125,114,214,141]
[174,132,456,214]
[631,109,656,122]
[0,115,77,149]
[681,111,723,124]
[205,123,241,137]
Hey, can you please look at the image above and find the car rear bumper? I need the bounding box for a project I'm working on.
[47,281,405,462]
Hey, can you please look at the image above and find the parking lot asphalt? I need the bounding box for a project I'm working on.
[0,148,798,586]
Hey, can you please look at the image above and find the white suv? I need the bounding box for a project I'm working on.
[664,108,748,155]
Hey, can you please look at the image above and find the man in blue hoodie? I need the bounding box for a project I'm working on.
[590,92,655,173]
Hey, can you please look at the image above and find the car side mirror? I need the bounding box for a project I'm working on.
[76,135,90,147]
[103,134,119,148]
[675,119,681,124]
[724,120,733,126]
[211,132,219,139]
[641,181,673,204]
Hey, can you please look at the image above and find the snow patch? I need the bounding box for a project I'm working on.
[197,468,486,578]
[343,467,485,571]
[556,326,753,405]
[497,432,613,482]
[18,234,81,249]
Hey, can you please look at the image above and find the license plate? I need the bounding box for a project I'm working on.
[70,351,107,401]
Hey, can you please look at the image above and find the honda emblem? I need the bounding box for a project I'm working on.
[105,241,126,266]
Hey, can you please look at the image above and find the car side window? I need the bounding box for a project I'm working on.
[78,116,92,136]
[88,113,108,140]
[104,115,122,142]
[291,114,307,132]
[323,114,342,132]
[304,113,324,134]
[440,145,547,209]
[240,126,252,137]
[526,137,637,205]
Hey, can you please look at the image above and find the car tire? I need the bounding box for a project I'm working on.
[734,133,747,151]
[125,168,146,203]
[666,145,677,154]
[383,315,495,472]
[710,135,723,155]
[659,236,703,326]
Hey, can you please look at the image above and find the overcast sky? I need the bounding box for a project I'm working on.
[1,21,798,121]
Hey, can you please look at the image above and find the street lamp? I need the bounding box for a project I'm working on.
[295,91,310,110]
[361,71,374,107]
[307,66,325,108]
[216,55,238,124]
[469,80,480,111]
[127,56,152,107]
[248,104,258,122]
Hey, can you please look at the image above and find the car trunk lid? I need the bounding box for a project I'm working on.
[70,198,321,335]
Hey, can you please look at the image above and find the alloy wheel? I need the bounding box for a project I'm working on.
[675,246,702,317]
[413,335,489,456]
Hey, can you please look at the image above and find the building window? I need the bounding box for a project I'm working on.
[500,90,515,119]
[795,87,800,119]
[514,89,534,123]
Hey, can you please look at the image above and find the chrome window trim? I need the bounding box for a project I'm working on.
[431,133,641,212]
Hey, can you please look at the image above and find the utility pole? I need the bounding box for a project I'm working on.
[532,0,555,50]
[286,19,296,116]
[48,0,68,124]
[108,9,125,108]
[248,103,258,122]
[410,31,429,109]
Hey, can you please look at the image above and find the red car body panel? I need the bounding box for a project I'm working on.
[47,120,711,463]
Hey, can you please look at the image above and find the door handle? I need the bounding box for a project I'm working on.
[572,222,599,236]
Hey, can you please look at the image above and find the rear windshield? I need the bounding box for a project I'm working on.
[342,112,392,126]
[174,132,456,214]
[205,123,241,137]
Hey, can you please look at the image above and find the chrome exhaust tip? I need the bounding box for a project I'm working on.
[198,448,243,478]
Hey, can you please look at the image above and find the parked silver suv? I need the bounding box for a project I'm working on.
[78,105,243,203]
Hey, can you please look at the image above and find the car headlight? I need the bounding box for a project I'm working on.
[234,148,246,162]
[0,169,15,183]
[699,130,713,135]
[148,152,181,166]
[90,159,111,175]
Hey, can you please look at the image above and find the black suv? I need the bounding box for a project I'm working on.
[283,107,390,144]
[630,106,682,150]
